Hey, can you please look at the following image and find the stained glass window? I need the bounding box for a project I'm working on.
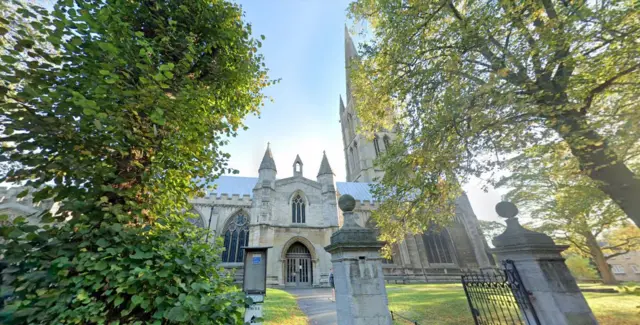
[374,135,381,157]
[221,213,249,263]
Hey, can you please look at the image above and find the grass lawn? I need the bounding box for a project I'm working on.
[386,284,640,325]
[263,288,307,325]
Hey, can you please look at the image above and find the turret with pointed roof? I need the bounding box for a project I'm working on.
[317,151,336,191]
[258,143,277,183]
[317,151,334,177]
[259,143,277,172]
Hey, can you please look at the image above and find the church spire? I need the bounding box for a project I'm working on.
[259,143,277,172]
[344,24,358,63]
[317,151,334,176]
[345,25,358,103]
[339,95,345,113]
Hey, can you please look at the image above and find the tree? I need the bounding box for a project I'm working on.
[498,143,639,284]
[478,220,506,246]
[564,255,599,281]
[347,0,640,237]
[0,0,272,323]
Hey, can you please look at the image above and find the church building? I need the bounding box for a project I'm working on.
[187,28,493,287]
[0,29,493,288]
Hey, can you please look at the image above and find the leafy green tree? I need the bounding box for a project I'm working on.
[498,143,639,284]
[0,0,272,323]
[347,0,640,238]
[564,255,599,281]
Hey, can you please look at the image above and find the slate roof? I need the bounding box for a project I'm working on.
[335,182,374,201]
[205,175,375,201]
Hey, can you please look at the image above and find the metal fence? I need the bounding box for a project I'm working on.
[461,260,540,325]
[390,310,419,324]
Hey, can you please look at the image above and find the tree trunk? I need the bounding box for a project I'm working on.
[583,231,618,285]
[551,109,640,228]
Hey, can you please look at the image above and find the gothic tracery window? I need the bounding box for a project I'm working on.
[373,135,381,157]
[292,194,306,224]
[422,228,455,264]
[383,135,391,151]
[353,142,360,172]
[222,213,249,263]
[349,147,355,172]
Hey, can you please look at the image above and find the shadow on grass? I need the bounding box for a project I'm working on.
[387,284,473,325]
[386,284,640,325]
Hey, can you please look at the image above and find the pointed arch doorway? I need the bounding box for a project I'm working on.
[285,242,313,287]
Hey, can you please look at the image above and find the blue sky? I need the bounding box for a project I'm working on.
[35,0,506,223]
[226,0,351,182]
[229,1,505,222]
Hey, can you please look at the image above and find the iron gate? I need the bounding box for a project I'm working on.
[461,260,540,325]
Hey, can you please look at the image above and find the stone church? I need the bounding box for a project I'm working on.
[0,29,492,288]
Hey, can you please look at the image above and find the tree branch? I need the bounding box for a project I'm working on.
[604,250,629,260]
[580,63,640,113]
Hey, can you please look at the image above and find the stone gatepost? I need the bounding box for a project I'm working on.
[492,201,598,325]
[325,194,392,325]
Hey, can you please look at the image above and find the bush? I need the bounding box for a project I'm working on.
[0,0,271,323]
[1,216,244,324]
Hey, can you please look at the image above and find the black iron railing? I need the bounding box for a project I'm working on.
[461,260,540,325]
[390,310,419,324]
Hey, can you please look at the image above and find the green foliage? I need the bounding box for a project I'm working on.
[0,0,272,323]
[348,0,640,238]
[1,216,245,324]
[565,255,599,281]
[497,142,637,283]
[498,143,627,247]
[478,220,505,245]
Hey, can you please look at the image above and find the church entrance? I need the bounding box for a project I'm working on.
[285,242,312,287]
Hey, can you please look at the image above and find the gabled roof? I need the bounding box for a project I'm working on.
[205,175,375,201]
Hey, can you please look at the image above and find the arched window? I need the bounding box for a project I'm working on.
[222,213,249,263]
[347,114,354,139]
[383,135,391,151]
[292,194,306,223]
[353,142,360,172]
[422,229,454,264]
[349,147,355,172]
[373,135,381,157]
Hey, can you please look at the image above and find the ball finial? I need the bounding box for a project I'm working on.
[338,194,356,212]
[496,201,518,219]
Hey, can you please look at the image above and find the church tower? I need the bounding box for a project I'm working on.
[340,27,395,183]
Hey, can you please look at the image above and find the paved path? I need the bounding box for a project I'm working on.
[285,288,337,325]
